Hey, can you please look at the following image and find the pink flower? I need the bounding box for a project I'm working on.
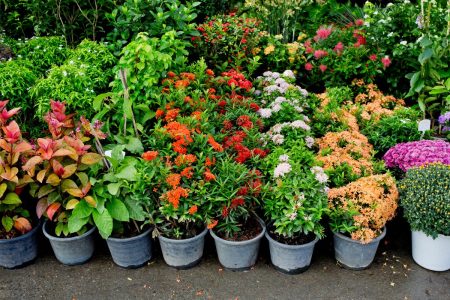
[319,64,327,72]
[369,54,377,61]
[333,42,344,54]
[314,49,328,59]
[381,56,392,68]
[305,63,313,71]
[314,26,332,41]
[355,19,364,26]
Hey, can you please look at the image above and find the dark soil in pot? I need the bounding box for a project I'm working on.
[215,216,262,241]
[268,227,316,246]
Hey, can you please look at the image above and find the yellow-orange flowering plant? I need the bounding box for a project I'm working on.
[327,174,399,243]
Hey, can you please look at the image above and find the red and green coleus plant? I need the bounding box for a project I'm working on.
[0,100,35,239]
[23,101,106,237]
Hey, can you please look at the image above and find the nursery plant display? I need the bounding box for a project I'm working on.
[328,174,398,269]
[0,0,449,279]
[398,163,450,271]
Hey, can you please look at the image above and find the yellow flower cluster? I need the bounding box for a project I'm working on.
[328,174,399,243]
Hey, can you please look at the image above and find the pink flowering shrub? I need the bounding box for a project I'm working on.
[301,21,390,90]
[383,140,450,171]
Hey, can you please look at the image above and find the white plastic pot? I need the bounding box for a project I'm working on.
[412,230,450,272]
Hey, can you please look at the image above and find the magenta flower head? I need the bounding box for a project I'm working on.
[383,140,450,171]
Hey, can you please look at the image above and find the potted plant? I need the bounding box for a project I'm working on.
[327,173,398,269]
[145,99,225,269]
[92,146,162,268]
[0,101,38,269]
[398,163,450,271]
[261,142,329,274]
[206,157,265,271]
[23,101,105,265]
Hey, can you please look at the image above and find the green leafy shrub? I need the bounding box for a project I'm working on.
[399,163,450,238]
[31,40,116,118]
[362,108,424,157]
[0,60,38,131]
[106,0,200,55]
[16,36,68,74]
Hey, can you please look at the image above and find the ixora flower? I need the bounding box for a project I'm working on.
[328,174,398,243]
[274,162,292,178]
[383,140,450,171]
[381,56,391,68]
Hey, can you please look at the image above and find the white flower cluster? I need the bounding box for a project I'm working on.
[274,162,292,178]
[261,119,312,146]
[310,166,328,184]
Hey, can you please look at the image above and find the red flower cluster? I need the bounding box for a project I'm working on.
[221,69,253,92]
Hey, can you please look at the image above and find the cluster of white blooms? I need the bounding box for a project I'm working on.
[274,162,292,178]
[310,166,328,184]
[261,119,312,146]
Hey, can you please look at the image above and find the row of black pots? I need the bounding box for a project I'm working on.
[1,219,385,272]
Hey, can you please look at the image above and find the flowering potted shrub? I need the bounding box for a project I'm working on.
[383,140,450,173]
[262,142,329,274]
[0,101,38,269]
[316,130,374,188]
[145,92,226,269]
[398,163,450,271]
[206,157,265,271]
[327,174,398,269]
[23,101,105,265]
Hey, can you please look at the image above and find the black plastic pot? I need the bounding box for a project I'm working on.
[0,221,41,269]
[106,227,153,268]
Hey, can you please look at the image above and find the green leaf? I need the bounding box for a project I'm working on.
[106,198,129,222]
[93,209,113,239]
[418,48,433,64]
[68,216,89,233]
[115,164,137,181]
[124,196,145,221]
[2,216,13,232]
[3,193,21,205]
[419,36,432,48]
[0,183,7,198]
[125,137,144,154]
[38,185,54,199]
[93,92,114,112]
[107,182,121,196]
[71,199,93,219]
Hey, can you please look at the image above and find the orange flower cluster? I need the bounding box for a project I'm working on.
[142,150,158,161]
[328,174,398,243]
[351,81,405,122]
[207,135,223,152]
[317,93,359,132]
[164,122,193,154]
[166,173,181,188]
[175,154,197,166]
[204,168,216,182]
[164,187,189,209]
[180,167,193,179]
[317,130,373,176]
[188,205,198,215]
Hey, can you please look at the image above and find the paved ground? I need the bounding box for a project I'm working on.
[1,219,449,300]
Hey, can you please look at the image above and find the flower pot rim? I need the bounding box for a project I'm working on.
[0,219,41,244]
[333,226,386,245]
[158,227,208,243]
[107,226,152,242]
[411,229,450,239]
[42,219,96,242]
[210,216,266,246]
[265,231,319,249]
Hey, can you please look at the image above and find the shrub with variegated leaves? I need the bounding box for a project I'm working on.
[23,101,106,237]
[0,100,34,239]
